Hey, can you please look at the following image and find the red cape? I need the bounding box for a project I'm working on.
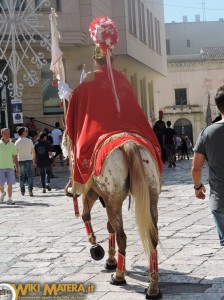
[66,65,163,192]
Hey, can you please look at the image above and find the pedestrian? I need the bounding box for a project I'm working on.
[15,126,35,196]
[192,85,224,246]
[43,128,57,178]
[185,136,193,157]
[153,110,166,162]
[44,128,53,145]
[26,117,39,140]
[0,128,19,205]
[51,122,63,166]
[175,133,182,161]
[181,134,189,160]
[34,132,52,193]
[164,121,176,168]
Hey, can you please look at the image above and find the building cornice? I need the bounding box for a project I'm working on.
[168,60,224,68]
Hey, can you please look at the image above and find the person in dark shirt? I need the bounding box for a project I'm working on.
[43,128,53,145]
[192,85,224,246]
[34,132,52,193]
[181,134,189,160]
[26,117,40,140]
[153,110,166,162]
[164,121,176,168]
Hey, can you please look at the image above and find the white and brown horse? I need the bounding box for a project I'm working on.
[64,137,162,299]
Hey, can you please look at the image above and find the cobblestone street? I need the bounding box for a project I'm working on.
[0,159,224,300]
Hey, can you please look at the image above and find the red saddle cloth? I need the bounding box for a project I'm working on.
[66,65,163,193]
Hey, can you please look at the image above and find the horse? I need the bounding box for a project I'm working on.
[63,134,162,299]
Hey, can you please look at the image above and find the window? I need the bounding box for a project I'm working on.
[148,81,155,125]
[140,78,147,116]
[130,73,138,98]
[138,0,142,40]
[154,18,161,54]
[127,0,132,32]
[186,39,191,47]
[147,9,152,48]
[157,20,161,54]
[166,39,170,55]
[35,0,60,12]
[0,0,26,11]
[154,17,159,53]
[141,3,146,43]
[137,1,146,43]
[41,61,63,115]
[127,0,137,35]
[150,12,154,49]
[175,88,187,105]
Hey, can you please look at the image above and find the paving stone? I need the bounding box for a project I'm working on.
[21,253,62,261]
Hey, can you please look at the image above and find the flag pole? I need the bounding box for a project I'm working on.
[49,8,80,216]
[49,8,67,117]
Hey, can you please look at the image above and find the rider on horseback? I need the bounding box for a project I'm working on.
[65,16,163,300]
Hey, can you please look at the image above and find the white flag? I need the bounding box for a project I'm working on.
[49,9,63,80]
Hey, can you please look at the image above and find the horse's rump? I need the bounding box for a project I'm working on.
[93,138,161,196]
[92,139,161,253]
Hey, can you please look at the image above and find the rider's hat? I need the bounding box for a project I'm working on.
[89,16,118,59]
[89,16,120,113]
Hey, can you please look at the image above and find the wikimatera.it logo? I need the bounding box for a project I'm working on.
[0,282,95,300]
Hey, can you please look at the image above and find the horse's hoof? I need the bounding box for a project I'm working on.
[90,244,105,261]
[104,262,117,270]
[110,274,126,285]
[145,289,162,299]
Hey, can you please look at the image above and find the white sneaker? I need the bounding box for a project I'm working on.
[6,199,15,205]
[0,192,6,203]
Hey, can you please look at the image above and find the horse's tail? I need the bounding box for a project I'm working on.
[122,142,158,254]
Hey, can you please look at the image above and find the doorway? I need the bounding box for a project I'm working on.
[174,118,193,144]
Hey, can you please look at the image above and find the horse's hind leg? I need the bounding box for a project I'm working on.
[106,204,127,285]
[147,250,161,299]
[146,191,162,300]
[82,189,98,245]
[104,221,117,270]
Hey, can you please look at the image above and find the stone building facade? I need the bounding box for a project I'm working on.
[156,20,224,144]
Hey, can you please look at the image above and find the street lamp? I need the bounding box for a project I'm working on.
[172,98,191,134]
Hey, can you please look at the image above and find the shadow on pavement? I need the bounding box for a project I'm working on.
[116,267,221,296]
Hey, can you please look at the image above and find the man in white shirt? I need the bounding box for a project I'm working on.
[15,127,35,196]
[175,133,182,161]
[51,122,63,165]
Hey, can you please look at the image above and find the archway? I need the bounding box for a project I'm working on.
[174,118,193,144]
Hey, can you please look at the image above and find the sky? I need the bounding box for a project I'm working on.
[163,0,224,23]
